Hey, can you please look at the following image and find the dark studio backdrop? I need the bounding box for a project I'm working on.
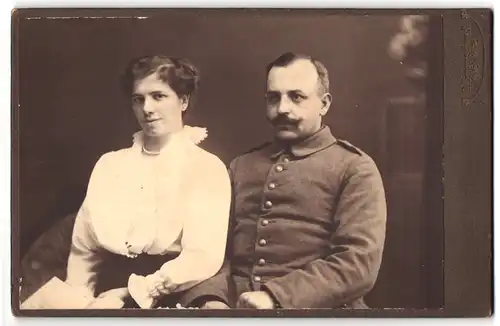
[14,10,444,309]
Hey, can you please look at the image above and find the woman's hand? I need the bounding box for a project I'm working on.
[127,272,175,309]
[85,287,129,309]
[97,287,130,301]
[128,274,161,308]
[147,272,174,297]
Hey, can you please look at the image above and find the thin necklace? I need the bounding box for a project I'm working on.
[142,145,161,156]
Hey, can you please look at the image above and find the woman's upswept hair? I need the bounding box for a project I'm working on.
[121,55,200,99]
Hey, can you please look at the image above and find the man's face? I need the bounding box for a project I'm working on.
[266,59,331,141]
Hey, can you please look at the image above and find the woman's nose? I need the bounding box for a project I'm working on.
[142,98,154,115]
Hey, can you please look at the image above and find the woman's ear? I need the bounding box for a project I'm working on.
[180,95,190,112]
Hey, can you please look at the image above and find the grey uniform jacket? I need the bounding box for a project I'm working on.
[179,125,387,309]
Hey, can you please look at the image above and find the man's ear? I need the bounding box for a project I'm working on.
[320,93,332,116]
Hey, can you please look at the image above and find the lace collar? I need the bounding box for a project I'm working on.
[131,125,208,153]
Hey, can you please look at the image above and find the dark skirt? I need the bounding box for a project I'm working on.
[20,212,187,308]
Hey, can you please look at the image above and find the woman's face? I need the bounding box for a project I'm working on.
[131,73,188,138]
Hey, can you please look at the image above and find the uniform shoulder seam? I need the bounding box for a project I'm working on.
[336,139,363,156]
[241,141,272,155]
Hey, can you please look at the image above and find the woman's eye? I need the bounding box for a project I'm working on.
[152,93,167,100]
[132,97,143,104]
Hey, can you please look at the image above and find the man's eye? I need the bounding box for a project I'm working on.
[291,93,305,102]
[266,94,279,104]
[132,97,143,104]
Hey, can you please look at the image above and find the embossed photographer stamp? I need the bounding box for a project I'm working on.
[461,10,486,106]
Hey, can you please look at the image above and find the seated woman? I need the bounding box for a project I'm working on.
[64,55,231,309]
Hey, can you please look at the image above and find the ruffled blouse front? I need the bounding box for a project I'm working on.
[87,128,192,257]
[65,126,231,300]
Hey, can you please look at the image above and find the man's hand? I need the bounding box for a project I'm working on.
[200,300,230,309]
[236,291,276,309]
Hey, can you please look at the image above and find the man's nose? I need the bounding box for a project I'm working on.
[277,98,291,114]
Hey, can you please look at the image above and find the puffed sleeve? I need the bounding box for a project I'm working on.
[156,155,232,294]
[178,157,238,307]
[65,154,112,299]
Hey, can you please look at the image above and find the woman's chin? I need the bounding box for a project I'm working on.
[143,130,164,138]
[141,123,184,138]
[141,127,166,138]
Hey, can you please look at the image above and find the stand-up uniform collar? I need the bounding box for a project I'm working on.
[269,125,337,159]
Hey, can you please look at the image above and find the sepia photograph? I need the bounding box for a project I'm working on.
[10,8,492,317]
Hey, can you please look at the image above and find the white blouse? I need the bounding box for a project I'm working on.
[65,126,232,302]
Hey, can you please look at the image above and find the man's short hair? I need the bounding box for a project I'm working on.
[265,52,330,95]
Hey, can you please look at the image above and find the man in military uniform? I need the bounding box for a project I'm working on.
[179,52,387,309]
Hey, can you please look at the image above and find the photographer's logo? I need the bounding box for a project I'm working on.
[461,11,485,107]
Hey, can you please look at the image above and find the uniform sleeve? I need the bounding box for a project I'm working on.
[156,157,232,295]
[178,158,238,308]
[64,155,110,299]
[262,155,387,308]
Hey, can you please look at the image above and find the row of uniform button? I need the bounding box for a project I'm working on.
[253,156,290,283]
[255,216,268,282]
[253,258,266,281]
[274,157,289,173]
[264,156,289,208]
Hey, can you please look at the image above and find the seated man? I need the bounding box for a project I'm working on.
[178,52,387,309]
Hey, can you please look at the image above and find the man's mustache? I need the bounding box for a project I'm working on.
[272,115,300,126]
